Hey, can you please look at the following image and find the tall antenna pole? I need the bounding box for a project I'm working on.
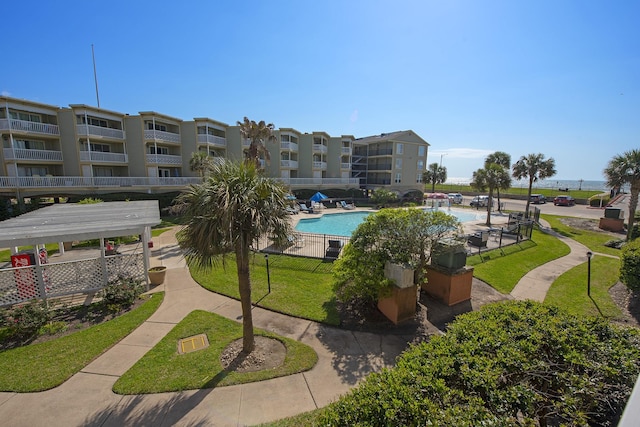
[92,44,100,108]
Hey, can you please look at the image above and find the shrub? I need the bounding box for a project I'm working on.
[3,300,51,337]
[621,238,640,291]
[605,239,626,249]
[320,301,640,426]
[100,278,144,311]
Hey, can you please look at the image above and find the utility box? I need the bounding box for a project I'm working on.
[433,239,467,271]
[604,208,623,219]
[384,262,414,288]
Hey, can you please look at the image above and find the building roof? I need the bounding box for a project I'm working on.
[0,201,161,248]
[354,130,430,146]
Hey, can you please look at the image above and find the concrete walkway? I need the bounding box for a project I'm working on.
[0,221,598,426]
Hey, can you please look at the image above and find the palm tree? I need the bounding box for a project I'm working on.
[485,151,511,212]
[423,163,447,193]
[512,153,556,217]
[604,149,640,241]
[470,163,511,227]
[237,117,277,169]
[176,161,291,353]
[189,151,214,179]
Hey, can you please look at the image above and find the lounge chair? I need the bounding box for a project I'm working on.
[340,200,355,210]
[286,206,299,215]
[288,233,305,248]
[299,203,314,213]
[325,239,343,261]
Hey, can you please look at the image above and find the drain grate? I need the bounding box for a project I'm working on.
[177,334,209,354]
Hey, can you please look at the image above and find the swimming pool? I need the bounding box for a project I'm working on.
[294,208,481,237]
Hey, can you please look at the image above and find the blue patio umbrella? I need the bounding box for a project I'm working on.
[310,192,329,202]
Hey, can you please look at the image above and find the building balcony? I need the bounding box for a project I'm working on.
[0,119,60,136]
[0,176,201,191]
[280,142,299,152]
[80,151,128,163]
[280,160,299,169]
[145,154,182,165]
[341,162,351,169]
[3,148,63,162]
[368,148,393,156]
[144,129,181,144]
[312,144,328,154]
[197,134,227,147]
[368,164,392,171]
[312,161,327,170]
[77,124,125,140]
[275,177,360,188]
[341,147,352,155]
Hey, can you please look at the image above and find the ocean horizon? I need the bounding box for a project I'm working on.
[446,178,609,192]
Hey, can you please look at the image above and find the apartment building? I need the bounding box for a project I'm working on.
[0,96,429,199]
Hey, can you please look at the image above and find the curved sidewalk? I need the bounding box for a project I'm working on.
[0,228,419,427]
[510,221,592,301]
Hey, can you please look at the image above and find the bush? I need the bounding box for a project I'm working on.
[621,238,640,291]
[100,278,144,311]
[320,301,640,426]
[2,300,51,337]
[589,193,610,207]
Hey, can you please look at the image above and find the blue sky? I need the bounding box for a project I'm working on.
[2,0,638,182]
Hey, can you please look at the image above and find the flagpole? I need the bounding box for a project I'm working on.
[92,44,100,108]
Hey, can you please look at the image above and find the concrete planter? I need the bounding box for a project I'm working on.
[148,266,167,285]
[378,262,417,324]
[424,265,473,306]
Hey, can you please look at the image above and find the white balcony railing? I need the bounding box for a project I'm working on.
[280,142,299,152]
[275,177,360,187]
[3,148,63,162]
[0,176,201,189]
[0,119,60,136]
[77,124,125,140]
[312,144,328,154]
[197,134,227,147]
[280,160,299,169]
[312,161,327,170]
[341,147,352,155]
[242,138,251,147]
[80,151,128,163]
[341,162,351,169]
[144,129,181,144]
[145,154,182,165]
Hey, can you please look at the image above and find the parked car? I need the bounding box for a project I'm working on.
[530,194,546,204]
[448,193,463,204]
[470,195,491,207]
[553,195,576,206]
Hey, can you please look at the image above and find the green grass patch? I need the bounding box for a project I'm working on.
[190,254,340,325]
[0,293,163,392]
[467,228,571,294]
[542,214,624,257]
[545,256,622,319]
[151,228,172,238]
[113,310,318,394]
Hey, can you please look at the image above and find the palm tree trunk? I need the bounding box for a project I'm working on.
[236,234,255,353]
[627,185,639,241]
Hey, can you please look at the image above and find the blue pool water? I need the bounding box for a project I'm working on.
[295,209,480,237]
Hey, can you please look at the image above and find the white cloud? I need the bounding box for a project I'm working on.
[350,109,358,123]
[1,90,10,97]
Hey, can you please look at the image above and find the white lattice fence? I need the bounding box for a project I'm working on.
[0,253,146,307]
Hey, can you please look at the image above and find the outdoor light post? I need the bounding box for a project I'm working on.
[264,254,271,294]
[586,251,593,296]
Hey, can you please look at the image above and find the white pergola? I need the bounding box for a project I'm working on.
[0,201,161,307]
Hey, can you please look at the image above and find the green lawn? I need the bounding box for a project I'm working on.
[0,293,163,392]
[113,310,318,394]
[542,214,624,257]
[467,228,571,294]
[545,255,622,319]
[190,254,340,325]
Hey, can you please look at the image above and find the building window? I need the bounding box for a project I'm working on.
[89,143,111,152]
[147,122,168,132]
[395,173,402,183]
[418,146,426,157]
[149,146,169,155]
[10,110,42,122]
[397,143,404,154]
[417,160,424,170]
[417,173,423,183]
[94,167,113,177]
[395,158,402,169]
[14,139,45,150]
